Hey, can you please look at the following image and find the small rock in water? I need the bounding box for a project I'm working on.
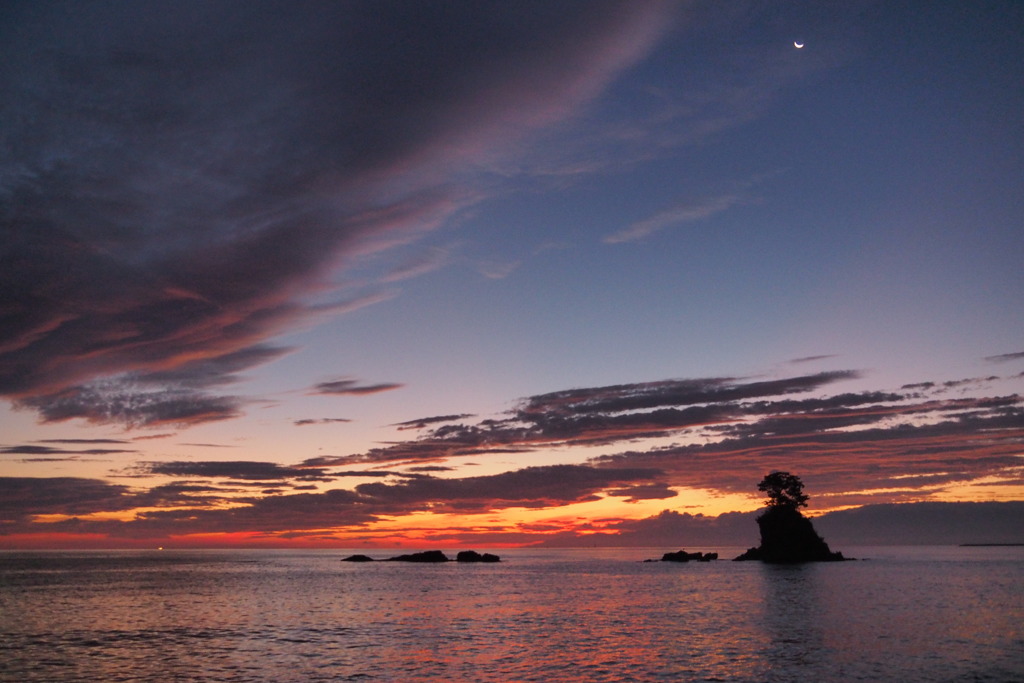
[385,550,450,562]
[648,550,718,562]
[456,550,501,562]
[341,554,375,562]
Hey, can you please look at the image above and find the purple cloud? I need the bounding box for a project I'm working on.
[392,414,477,430]
[0,1,672,428]
[294,418,352,427]
[141,460,328,481]
[1,444,137,456]
[1,463,662,539]
[985,351,1024,364]
[312,372,861,466]
[16,385,243,428]
[311,380,404,396]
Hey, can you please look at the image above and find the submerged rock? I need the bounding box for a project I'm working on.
[456,550,501,563]
[733,506,845,563]
[385,550,450,563]
[341,554,375,562]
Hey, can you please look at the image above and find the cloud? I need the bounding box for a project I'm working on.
[304,369,1023,513]
[352,465,663,513]
[603,192,744,244]
[132,346,295,388]
[789,355,837,364]
[5,365,1021,545]
[0,444,137,456]
[117,488,379,538]
[532,509,757,547]
[605,482,678,502]
[814,501,1024,546]
[15,384,243,428]
[1,462,662,539]
[392,414,476,430]
[294,418,352,427]
[39,439,131,445]
[531,501,1024,547]
[592,395,1024,505]
[0,477,130,519]
[311,379,404,396]
[517,371,857,415]
[0,1,673,427]
[140,460,329,481]
[380,247,451,283]
[316,371,860,466]
[476,259,523,280]
[985,351,1024,363]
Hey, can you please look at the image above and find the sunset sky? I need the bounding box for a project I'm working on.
[2,0,1022,549]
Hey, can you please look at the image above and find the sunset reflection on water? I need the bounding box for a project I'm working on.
[1,547,1022,681]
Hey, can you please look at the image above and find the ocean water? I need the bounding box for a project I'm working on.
[1,546,1022,682]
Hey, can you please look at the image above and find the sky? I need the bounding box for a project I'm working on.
[1,0,1022,549]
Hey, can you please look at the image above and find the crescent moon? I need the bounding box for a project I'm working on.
[794,42,804,48]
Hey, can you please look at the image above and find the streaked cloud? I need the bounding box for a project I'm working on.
[986,351,1024,364]
[294,418,353,427]
[4,364,1020,545]
[141,460,327,481]
[380,247,452,283]
[1,444,137,456]
[0,464,661,539]
[311,379,404,396]
[0,1,673,427]
[392,415,477,431]
[16,384,244,428]
[312,371,861,467]
[603,192,743,244]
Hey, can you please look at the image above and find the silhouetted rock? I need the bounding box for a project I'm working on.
[664,550,701,562]
[456,550,501,563]
[341,554,375,562]
[734,506,846,563]
[385,550,450,562]
[645,550,719,562]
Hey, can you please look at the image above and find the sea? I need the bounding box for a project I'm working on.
[1,546,1022,682]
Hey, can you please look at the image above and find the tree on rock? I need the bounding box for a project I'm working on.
[758,471,809,510]
[735,471,846,563]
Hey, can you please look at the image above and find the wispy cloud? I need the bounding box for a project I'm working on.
[311,379,404,396]
[1,444,137,456]
[789,355,837,364]
[603,192,744,244]
[0,464,661,540]
[4,363,1022,543]
[301,372,863,467]
[0,1,673,428]
[294,418,353,427]
[380,247,451,283]
[139,460,331,482]
[986,351,1024,364]
[16,384,244,429]
[476,259,523,280]
[392,414,477,431]
[302,369,1024,512]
